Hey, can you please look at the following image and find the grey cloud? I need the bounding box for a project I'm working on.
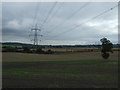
[2,2,118,45]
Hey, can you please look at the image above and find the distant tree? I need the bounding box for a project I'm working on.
[100,37,113,59]
[4,47,17,52]
[36,48,44,54]
[23,46,30,53]
[46,49,53,54]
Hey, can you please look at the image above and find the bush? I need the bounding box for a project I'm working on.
[102,53,109,59]
[45,49,53,54]
[3,47,17,52]
[36,48,44,54]
[23,47,31,53]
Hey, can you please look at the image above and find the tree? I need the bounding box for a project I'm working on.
[23,46,31,53]
[45,49,53,54]
[100,37,113,59]
[36,48,44,54]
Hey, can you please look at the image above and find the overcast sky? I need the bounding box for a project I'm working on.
[2,1,118,45]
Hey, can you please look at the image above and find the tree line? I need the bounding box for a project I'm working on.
[2,46,54,54]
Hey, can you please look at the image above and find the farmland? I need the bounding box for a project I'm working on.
[2,1,119,89]
[2,51,118,88]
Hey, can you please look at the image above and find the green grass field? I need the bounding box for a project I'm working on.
[2,52,118,88]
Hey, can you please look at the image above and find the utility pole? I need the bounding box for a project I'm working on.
[31,24,42,45]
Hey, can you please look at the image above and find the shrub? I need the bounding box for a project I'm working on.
[23,47,31,53]
[36,48,44,54]
[45,49,53,54]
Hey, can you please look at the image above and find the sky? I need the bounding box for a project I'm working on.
[1,1,119,45]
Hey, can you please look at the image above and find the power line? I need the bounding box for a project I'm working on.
[44,2,90,35]
[40,2,58,29]
[32,2,40,28]
[43,2,65,27]
[28,2,40,45]
[29,2,43,45]
[49,3,119,39]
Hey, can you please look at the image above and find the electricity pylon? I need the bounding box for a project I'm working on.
[30,24,43,45]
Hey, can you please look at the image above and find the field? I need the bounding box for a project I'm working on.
[2,51,118,88]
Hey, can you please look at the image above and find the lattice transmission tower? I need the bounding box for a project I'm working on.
[29,24,43,45]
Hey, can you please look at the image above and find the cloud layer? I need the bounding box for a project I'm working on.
[2,2,118,45]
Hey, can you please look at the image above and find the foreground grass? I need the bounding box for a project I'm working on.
[3,59,118,88]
